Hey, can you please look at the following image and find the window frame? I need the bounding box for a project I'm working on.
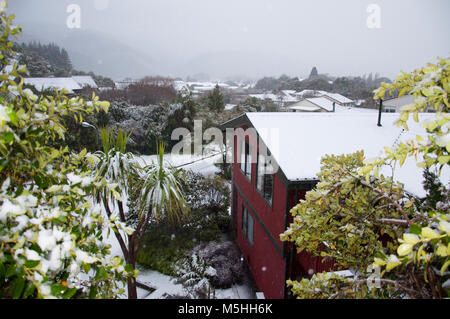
[255,148,274,207]
[241,204,254,246]
[239,138,252,182]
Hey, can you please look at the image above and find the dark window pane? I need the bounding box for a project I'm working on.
[247,213,254,245]
[263,174,273,204]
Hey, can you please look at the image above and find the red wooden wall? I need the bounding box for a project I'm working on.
[230,124,335,299]
[231,126,288,299]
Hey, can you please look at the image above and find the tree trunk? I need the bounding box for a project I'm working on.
[127,274,137,299]
[127,237,138,299]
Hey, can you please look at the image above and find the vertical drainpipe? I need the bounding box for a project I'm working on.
[283,184,291,299]
[377,99,383,127]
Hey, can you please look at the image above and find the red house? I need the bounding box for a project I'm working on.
[220,111,435,299]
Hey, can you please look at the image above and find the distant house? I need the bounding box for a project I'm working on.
[24,76,98,94]
[249,90,299,108]
[72,76,98,89]
[292,89,328,99]
[382,95,435,113]
[221,112,447,299]
[323,92,354,107]
[24,77,82,94]
[288,97,336,112]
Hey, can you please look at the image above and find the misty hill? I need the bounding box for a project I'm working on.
[15,22,159,80]
[183,50,303,80]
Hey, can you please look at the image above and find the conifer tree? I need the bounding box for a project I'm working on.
[206,84,225,112]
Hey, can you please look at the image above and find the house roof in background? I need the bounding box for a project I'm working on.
[383,95,416,108]
[289,105,322,112]
[24,77,82,93]
[305,97,336,111]
[71,76,98,89]
[324,92,354,104]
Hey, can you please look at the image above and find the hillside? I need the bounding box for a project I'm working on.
[15,22,159,80]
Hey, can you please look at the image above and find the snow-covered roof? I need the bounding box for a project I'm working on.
[289,105,321,112]
[295,89,328,97]
[240,112,448,197]
[250,91,300,103]
[71,76,98,89]
[334,105,377,114]
[383,95,415,108]
[249,93,280,102]
[324,93,354,104]
[305,97,336,112]
[281,90,300,102]
[24,77,82,93]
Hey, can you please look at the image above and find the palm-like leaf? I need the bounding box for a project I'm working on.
[94,127,139,201]
[138,142,190,223]
[94,149,139,202]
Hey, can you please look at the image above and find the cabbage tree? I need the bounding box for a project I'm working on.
[94,129,190,299]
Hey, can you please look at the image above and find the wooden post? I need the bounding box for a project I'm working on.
[377,99,383,127]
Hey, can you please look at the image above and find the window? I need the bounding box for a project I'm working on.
[256,151,274,205]
[241,204,254,246]
[239,138,252,180]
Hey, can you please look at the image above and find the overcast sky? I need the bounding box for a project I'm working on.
[7,0,450,80]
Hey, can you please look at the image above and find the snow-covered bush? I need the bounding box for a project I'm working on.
[183,170,231,233]
[192,241,245,289]
[0,4,133,298]
[135,174,232,278]
[175,252,217,299]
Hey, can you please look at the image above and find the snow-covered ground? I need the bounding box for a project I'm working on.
[139,152,223,177]
[135,268,254,299]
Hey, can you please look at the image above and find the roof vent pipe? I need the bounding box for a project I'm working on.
[377,99,383,127]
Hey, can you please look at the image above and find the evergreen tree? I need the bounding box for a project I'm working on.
[309,66,318,78]
[206,84,225,112]
[420,168,447,211]
[21,41,73,72]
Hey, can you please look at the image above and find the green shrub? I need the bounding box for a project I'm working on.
[136,171,231,275]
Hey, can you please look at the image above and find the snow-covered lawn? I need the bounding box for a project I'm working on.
[105,224,255,300]
[135,268,255,299]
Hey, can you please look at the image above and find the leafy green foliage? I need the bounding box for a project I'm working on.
[136,170,231,275]
[373,214,449,287]
[99,126,131,154]
[0,4,132,299]
[282,57,449,299]
[281,152,410,273]
[366,57,450,299]
[136,222,201,277]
